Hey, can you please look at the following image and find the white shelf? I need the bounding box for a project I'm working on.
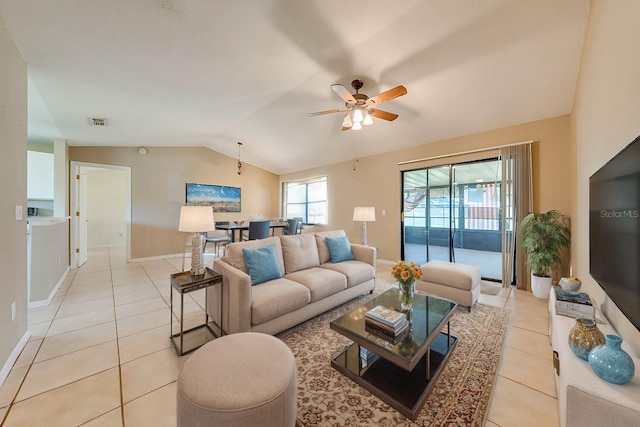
[550,290,640,427]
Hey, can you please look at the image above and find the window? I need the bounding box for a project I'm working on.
[283,177,327,225]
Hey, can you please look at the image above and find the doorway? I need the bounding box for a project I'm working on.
[401,158,503,281]
[70,162,131,268]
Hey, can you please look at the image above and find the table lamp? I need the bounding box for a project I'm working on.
[353,206,376,246]
[179,205,215,276]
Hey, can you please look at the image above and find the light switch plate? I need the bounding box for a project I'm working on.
[15,205,23,220]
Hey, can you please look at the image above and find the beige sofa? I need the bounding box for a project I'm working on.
[207,230,376,335]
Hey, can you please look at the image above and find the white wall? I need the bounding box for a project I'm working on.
[571,0,640,356]
[86,168,127,248]
[0,16,29,385]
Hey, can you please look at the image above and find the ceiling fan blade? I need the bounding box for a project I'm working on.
[368,85,407,105]
[341,125,352,131]
[370,108,399,121]
[331,84,356,104]
[308,108,344,116]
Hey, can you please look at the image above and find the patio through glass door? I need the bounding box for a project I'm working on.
[401,158,503,281]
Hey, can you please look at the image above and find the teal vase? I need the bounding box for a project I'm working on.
[588,335,635,385]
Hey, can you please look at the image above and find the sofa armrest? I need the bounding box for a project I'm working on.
[212,257,252,333]
[350,244,377,269]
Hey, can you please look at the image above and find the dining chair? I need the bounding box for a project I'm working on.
[283,219,299,235]
[245,220,271,240]
[204,221,231,257]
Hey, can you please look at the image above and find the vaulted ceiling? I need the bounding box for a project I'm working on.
[0,0,589,174]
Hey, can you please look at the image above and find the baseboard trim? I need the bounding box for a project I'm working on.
[28,266,70,309]
[0,330,31,388]
[130,253,183,263]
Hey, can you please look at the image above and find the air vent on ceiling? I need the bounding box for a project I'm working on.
[88,117,107,126]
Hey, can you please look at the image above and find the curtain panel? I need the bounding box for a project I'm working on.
[500,144,533,290]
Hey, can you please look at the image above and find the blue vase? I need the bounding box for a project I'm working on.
[588,334,635,385]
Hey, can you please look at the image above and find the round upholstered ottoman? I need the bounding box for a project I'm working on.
[176,332,297,427]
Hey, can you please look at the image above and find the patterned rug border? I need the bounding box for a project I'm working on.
[277,282,510,426]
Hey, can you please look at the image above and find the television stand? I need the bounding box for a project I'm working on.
[549,290,640,427]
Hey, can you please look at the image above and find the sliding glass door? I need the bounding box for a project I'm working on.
[402,159,503,281]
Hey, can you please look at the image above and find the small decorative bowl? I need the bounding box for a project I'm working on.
[559,277,582,292]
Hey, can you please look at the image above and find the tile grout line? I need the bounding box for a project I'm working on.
[108,247,128,427]
[0,269,76,422]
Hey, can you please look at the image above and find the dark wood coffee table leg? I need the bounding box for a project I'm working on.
[331,332,458,420]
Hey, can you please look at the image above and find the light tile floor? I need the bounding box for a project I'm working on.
[0,246,559,426]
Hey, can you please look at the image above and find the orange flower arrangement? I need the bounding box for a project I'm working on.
[391,260,422,285]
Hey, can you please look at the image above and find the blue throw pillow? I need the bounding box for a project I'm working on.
[325,236,355,263]
[242,245,283,286]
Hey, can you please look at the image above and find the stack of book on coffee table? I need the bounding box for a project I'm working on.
[554,288,595,319]
[364,305,409,343]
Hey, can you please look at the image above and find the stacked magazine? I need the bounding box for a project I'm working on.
[555,288,595,318]
[364,305,409,343]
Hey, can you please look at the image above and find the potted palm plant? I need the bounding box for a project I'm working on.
[520,209,571,299]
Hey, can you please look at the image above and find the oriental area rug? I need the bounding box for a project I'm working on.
[277,280,509,427]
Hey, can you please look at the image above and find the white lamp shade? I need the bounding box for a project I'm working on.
[178,205,215,232]
[352,108,364,123]
[363,111,373,126]
[353,206,376,222]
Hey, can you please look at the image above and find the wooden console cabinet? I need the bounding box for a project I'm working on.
[549,291,640,427]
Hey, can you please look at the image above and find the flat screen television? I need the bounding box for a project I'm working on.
[589,135,640,332]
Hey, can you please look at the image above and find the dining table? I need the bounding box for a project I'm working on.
[216,221,289,242]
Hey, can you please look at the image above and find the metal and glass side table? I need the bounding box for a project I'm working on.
[170,267,223,356]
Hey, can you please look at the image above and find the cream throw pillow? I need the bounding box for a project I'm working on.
[280,234,320,274]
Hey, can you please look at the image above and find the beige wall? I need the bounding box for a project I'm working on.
[69,146,280,259]
[87,168,127,248]
[29,220,69,303]
[571,0,640,355]
[282,115,571,262]
[0,16,29,380]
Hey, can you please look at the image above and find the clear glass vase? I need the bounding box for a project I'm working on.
[399,280,414,310]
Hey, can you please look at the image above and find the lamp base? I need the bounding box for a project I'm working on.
[361,221,368,246]
[190,233,206,276]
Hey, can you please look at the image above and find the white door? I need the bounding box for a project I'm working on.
[70,161,132,268]
[70,164,88,268]
[78,167,89,266]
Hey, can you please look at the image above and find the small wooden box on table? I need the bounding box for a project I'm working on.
[170,267,223,356]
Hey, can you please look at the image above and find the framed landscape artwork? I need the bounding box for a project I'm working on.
[185,183,241,212]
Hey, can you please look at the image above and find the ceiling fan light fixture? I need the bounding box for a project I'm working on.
[352,108,364,123]
[363,110,373,126]
[311,79,407,132]
[342,113,353,128]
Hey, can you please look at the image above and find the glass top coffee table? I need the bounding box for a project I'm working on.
[330,288,458,420]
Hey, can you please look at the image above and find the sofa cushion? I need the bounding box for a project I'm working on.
[285,267,347,302]
[242,245,283,286]
[225,237,284,275]
[320,261,375,288]
[314,230,347,264]
[250,278,310,325]
[325,236,355,263]
[280,234,320,274]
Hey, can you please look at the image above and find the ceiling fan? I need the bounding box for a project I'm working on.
[309,79,407,131]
